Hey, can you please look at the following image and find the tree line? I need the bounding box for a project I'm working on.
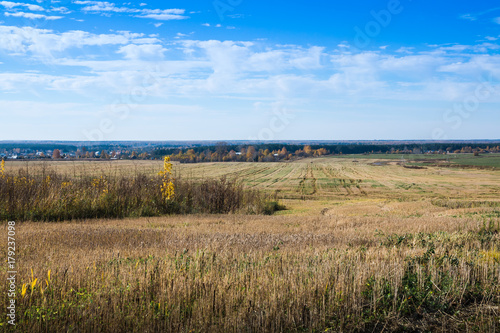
[150,143,500,163]
[6,142,500,161]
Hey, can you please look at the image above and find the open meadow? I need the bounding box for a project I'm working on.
[1,157,499,332]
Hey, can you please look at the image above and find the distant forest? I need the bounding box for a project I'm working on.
[152,143,500,163]
[2,142,500,162]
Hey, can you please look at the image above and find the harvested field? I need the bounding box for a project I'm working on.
[1,158,499,332]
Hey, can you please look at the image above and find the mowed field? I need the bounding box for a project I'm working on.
[1,157,499,332]
[178,156,500,200]
[7,154,500,203]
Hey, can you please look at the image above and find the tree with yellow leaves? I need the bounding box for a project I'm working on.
[0,159,5,178]
[158,156,175,200]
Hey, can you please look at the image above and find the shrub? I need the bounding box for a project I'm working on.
[262,201,287,215]
[0,168,283,221]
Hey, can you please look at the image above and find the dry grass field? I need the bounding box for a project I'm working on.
[6,156,500,202]
[1,157,499,332]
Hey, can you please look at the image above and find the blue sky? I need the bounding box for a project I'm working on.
[0,0,499,141]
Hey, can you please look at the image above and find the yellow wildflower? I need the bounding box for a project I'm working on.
[159,156,175,200]
[0,159,5,178]
[31,278,37,290]
[21,284,27,298]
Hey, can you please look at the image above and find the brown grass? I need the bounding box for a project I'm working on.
[0,162,278,221]
[0,159,499,332]
[6,158,500,203]
[1,206,499,331]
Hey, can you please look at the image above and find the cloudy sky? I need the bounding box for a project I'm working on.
[0,0,499,141]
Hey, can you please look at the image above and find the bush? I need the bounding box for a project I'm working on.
[0,170,283,221]
[262,201,287,215]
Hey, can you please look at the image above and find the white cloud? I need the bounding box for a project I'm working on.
[0,1,18,9]
[25,3,43,11]
[74,1,187,20]
[379,55,447,80]
[50,7,71,14]
[438,44,469,52]
[137,13,186,20]
[202,23,222,28]
[438,54,500,78]
[1,20,500,140]
[138,9,186,20]
[0,25,157,56]
[153,23,162,27]
[289,46,324,69]
[79,1,131,13]
[143,8,185,15]
[395,47,414,54]
[0,1,44,11]
[460,13,476,21]
[460,8,500,22]
[4,12,63,20]
[471,42,500,53]
[429,42,500,54]
[494,17,500,24]
[117,44,166,60]
[174,32,187,39]
[0,72,62,91]
[1,25,500,109]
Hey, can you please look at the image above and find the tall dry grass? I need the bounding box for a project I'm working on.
[0,212,498,332]
[0,162,281,221]
[0,160,499,331]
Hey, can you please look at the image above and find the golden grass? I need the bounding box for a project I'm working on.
[1,204,499,331]
[5,158,500,202]
[0,162,279,221]
[0,159,499,331]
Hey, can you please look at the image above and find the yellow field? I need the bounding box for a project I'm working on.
[178,157,500,202]
[1,158,499,332]
[8,156,500,201]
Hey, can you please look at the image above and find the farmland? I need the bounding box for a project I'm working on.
[178,155,500,200]
[1,157,499,332]
[5,154,500,202]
